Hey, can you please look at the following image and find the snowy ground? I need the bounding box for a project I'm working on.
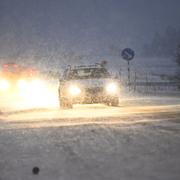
[0,96,180,180]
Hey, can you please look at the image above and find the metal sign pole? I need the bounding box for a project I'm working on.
[121,48,135,92]
[128,61,130,85]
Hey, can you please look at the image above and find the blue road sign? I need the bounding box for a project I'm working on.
[121,48,135,61]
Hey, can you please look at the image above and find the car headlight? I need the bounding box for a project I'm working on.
[69,85,81,96]
[106,82,118,94]
[0,79,9,90]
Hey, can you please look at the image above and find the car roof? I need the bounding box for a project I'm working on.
[71,64,104,70]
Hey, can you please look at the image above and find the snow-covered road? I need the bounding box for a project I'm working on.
[0,96,180,129]
[0,96,180,180]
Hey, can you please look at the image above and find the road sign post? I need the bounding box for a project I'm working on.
[121,48,135,90]
[127,60,130,86]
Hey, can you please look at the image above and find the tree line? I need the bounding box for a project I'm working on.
[142,26,180,59]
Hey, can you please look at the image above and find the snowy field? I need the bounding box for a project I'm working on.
[0,96,180,180]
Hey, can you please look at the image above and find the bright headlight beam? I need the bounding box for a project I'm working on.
[17,79,28,89]
[69,85,81,96]
[106,82,118,94]
[31,79,43,86]
[30,79,45,90]
[0,79,9,90]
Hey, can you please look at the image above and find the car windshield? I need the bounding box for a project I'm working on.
[65,68,110,79]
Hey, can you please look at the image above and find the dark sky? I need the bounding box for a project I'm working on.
[0,0,180,66]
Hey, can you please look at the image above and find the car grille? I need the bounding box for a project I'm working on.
[85,87,103,94]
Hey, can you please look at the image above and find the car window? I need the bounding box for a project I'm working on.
[65,68,110,79]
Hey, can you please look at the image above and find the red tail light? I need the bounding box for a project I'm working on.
[3,64,8,68]
[13,64,18,68]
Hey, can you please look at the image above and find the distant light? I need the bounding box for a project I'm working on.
[0,79,10,90]
[3,64,8,68]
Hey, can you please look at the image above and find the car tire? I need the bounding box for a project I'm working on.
[106,97,119,107]
[59,98,73,109]
[111,97,119,106]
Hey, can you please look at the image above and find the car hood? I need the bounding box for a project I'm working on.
[65,78,116,88]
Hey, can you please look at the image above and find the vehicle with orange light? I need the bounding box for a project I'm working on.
[0,63,42,93]
[58,63,120,108]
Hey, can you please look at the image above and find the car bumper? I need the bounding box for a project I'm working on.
[71,92,118,104]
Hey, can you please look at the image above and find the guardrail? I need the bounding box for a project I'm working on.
[125,81,180,94]
[130,82,180,86]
